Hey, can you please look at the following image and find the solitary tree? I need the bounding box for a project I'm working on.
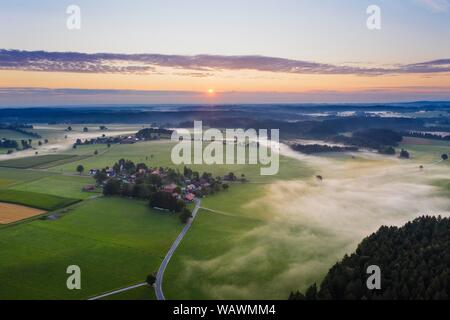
[83,127,89,133]
[76,165,84,175]
[441,154,448,161]
[180,208,193,224]
[400,149,410,159]
[146,273,157,286]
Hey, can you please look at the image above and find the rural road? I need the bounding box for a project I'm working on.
[88,282,147,300]
[155,198,201,300]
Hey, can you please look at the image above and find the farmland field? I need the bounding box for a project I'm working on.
[11,175,98,199]
[35,155,93,169]
[0,154,77,169]
[0,197,182,299]
[49,140,312,183]
[0,189,79,211]
[0,202,46,224]
[0,167,54,188]
[400,137,450,162]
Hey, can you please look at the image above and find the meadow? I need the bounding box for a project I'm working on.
[11,175,99,200]
[0,154,77,169]
[162,144,316,299]
[0,167,55,188]
[0,197,182,299]
[399,138,450,164]
[0,189,79,211]
[49,140,312,183]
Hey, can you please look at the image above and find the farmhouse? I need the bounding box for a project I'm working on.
[151,169,161,176]
[163,183,178,194]
[82,185,96,192]
[106,169,115,177]
[120,136,137,144]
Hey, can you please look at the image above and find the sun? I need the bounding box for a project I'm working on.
[207,88,215,94]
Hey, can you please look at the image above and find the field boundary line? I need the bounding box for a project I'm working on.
[0,195,101,230]
[88,282,147,300]
[200,206,242,218]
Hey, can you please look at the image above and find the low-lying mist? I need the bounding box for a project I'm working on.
[180,144,450,299]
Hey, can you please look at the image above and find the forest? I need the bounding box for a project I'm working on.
[290,216,450,300]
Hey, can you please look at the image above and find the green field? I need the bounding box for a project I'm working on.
[49,141,312,183]
[164,184,328,300]
[62,144,110,156]
[11,175,98,200]
[35,155,93,169]
[0,197,182,299]
[0,167,54,188]
[0,138,316,300]
[0,129,33,140]
[0,189,79,211]
[163,151,315,299]
[400,137,450,163]
[164,209,263,299]
[0,154,77,169]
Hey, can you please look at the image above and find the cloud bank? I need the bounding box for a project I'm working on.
[1,49,450,76]
[1,86,450,106]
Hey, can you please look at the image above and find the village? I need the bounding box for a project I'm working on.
[83,158,248,210]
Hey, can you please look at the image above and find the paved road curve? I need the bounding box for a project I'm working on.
[155,198,201,300]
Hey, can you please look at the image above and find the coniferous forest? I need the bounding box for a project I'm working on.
[290,216,450,300]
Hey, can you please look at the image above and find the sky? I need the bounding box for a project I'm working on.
[0,0,450,105]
